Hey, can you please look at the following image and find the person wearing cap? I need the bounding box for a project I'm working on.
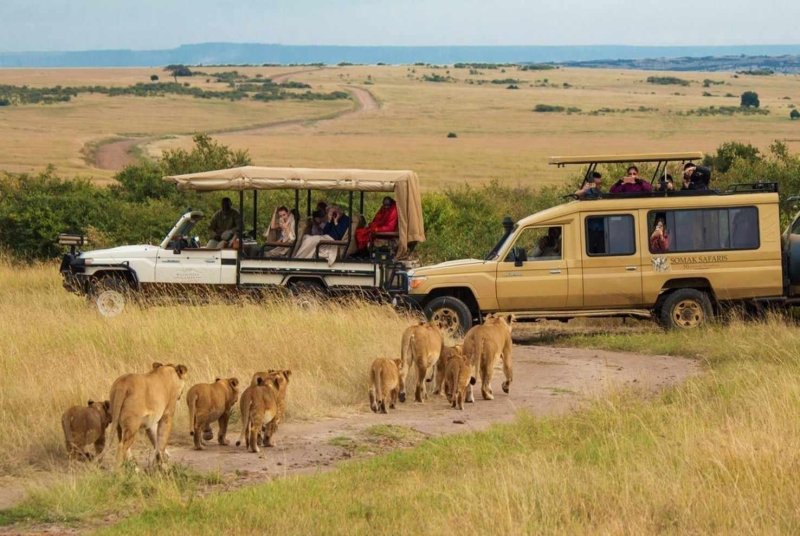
[682,162,711,191]
[609,166,653,194]
[575,171,603,198]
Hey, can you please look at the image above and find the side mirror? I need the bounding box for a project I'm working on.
[513,246,526,267]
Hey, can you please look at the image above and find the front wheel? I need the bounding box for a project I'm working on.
[657,289,713,330]
[424,296,473,337]
[90,277,130,318]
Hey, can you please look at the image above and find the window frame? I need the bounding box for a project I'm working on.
[505,225,564,262]
[584,214,637,257]
[646,206,760,254]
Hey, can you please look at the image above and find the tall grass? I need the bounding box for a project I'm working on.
[0,260,416,474]
[96,317,800,534]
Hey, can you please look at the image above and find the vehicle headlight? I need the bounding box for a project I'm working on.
[82,257,94,266]
[409,275,427,290]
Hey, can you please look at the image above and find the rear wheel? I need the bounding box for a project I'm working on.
[289,279,326,307]
[658,289,713,329]
[424,296,473,337]
[90,277,130,318]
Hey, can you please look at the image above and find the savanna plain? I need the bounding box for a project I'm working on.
[1,63,800,533]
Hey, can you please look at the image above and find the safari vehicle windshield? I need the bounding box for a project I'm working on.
[485,217,517,261]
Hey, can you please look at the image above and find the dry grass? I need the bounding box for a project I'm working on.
[2,65,799,188]
[91,316,800,535]
[0,260,417,475]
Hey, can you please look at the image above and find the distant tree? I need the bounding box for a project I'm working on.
[740,91,760,108]
[164,64,193,83]
[150,74,159,82]
[447,132,458,138]
[791,109,800,120]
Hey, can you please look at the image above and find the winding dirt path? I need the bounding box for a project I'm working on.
[90,71,379,172]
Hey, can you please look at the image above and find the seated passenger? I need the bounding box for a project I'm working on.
[649,219,669,252]
[532,227,562,258]
[355,196,399,253]
[262,206,296,258]
[682,163,711,191]
[294,205,352,265]
[309,209,327,236]
[609,166,652,194]
[574,172,603,199]
[206,197,241,248]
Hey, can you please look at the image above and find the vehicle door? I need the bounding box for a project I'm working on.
[155,246,223,284]
[580,212,643,307]
[496,225,570,310]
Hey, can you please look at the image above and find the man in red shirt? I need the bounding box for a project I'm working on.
[356,196,398,252]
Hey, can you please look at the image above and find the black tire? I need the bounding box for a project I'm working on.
[657,289,713,330]
[424,296,473,337]
[289,279,327,307]
[89,276,130,317]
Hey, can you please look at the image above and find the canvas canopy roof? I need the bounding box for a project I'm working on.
[549,152,703,166]
[164,166,425,257]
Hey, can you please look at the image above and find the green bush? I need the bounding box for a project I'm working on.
[646,76,690,86]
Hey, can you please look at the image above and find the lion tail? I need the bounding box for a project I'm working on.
[374,366,384,406]
[187,391,198,436]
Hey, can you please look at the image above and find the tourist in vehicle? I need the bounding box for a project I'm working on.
[532,227,562,258]
[355,196,399,253]
[574,172,603,198]
[206,197,240,248]
[609,166,653,194]
[649,219,670,252]
[294,205,352,263]
[657,174,675,192]
[262,206,296,258]
[309,209,327,236]
[682,162,711,190]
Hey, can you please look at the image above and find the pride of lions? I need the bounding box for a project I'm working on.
[60,313,513,466]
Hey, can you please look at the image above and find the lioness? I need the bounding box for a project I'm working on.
[442,354,476,410]
[236,370,291,452]
[108,362,188,465]
[433,344,463,396]
[61,400,112,460]
[186,377,240,450]
[463,314,514,402]
[368,358,402,414]
[400,321,443,403]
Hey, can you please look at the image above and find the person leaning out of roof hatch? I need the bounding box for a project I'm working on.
[682,162,711,191]
[609,165,653,194]
[574,171,603,199]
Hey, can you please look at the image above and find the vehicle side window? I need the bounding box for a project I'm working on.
[585,215,635,256]
[647,207,759,253]
[505,226,562,261]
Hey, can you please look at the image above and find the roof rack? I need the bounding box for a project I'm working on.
[724,182,779,194]
[549,152,704,166]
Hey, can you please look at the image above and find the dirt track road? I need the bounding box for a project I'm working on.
[170,345,699,484]
[91,73,379,171]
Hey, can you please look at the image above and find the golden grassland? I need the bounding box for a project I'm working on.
[3,258,800,533]
[0,260,417,475]
[1,65,799,188]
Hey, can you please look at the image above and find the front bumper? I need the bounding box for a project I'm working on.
[60,253,88,294]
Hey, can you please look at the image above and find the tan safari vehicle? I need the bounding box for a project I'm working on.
[405,152,796,333]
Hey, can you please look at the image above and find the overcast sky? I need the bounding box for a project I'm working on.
[1,0,798,52]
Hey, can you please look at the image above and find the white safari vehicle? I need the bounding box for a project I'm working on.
[60,167,425,316]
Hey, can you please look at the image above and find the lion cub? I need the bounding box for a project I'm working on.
[186,377,240,450]
[443,355,476,410]
[433,344,463,396]
[61,400,113,460]
[236,370,291,453]
[368,358,403,414]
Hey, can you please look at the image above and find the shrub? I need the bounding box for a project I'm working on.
[741,91,760,108]
[446,132,458,138]
[533,104,565,112]
[646,76,690,86]
[150,74,159,82]
[702,141,761,173]
[791,109,800,120]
